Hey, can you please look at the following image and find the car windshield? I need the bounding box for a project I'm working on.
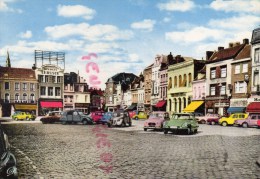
[78,112,84,115]
[171,114,191,120]
[149,113,164,118]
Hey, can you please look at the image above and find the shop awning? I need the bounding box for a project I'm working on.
[156,100,166,108]
[246,102,260,113]
[183,101,204,113]
[227,107,245,113]
[40,101,63,108]
[14,104,37,110]
[127,103,137,110]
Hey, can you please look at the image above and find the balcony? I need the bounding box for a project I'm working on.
[169,86,192,95]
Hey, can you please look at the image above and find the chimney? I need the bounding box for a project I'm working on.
[234,41,240,46]
[206,51,214,61]
[218,47,224,51]
[243,38,249,44]
[175,55,181,63]
[229,42,234,48]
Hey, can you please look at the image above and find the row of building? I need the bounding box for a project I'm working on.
[0,50,104,117]
[104,27,260,116]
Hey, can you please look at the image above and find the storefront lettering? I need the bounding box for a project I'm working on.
[254,98,260,102]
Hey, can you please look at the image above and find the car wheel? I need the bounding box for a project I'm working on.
[194,129,198,133]
[14,117,18,121]
[129,122,132,127]
[164,129,168,134]
[211,121,215,125]
[107,123,111,128]
[82,120,88,125]
[121,121,126,127]
[26,117,29,121]
[62,121,67,125]
[135,117,138,120]
[201,120,206,124]
[144,128,147,131]
[242,122,248,128]
[221,121,228,127]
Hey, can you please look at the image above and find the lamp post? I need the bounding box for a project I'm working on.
[218,83,222,115]
[244,74,250,99]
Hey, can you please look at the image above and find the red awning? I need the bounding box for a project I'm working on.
[156,100,166,108]
[40,101,63,108]
[246,102,260,113]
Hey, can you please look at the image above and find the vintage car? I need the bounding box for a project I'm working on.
[196,113,220,124]
[163,113,199,135]
[128,110,138,119]
[107,110,132,127]
[132,111,148,120]
[60,110,93,125]
[234,113,260,128]
[219,113,248,126]
[0,124,18,178]
[11,112,36,121]
[90,111,105,123]
[258,120,260,128]
[40,111,62,124]
[99,112,113,124]
[143,111,169,131]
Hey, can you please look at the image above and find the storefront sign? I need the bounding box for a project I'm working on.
[230,99,248,107]
[214,102,229,107]
[43,67,60,75]
[206,96,226,100]
[75,103,89,108]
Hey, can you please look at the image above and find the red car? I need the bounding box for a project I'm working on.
[128,110,137,119]
[257,119,260,128]
[90,111,104,123]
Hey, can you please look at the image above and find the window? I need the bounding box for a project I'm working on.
[85,95,88,102]
[57,76,61,83]
[233,114,238,118]
[242,63,248,73]
[235,65,240,74]
[239,114,245,118]
[52,76,56,83]
[235,81,247,93]
[30,94,35,102]
[15,93,19,101]
[30,83,35,91]
[40,87,46,96]
[255,48,260,62]
[22,93,27,100]
[5,82,9,90]
[39,75,44,82]
[179,75,182,87]
[64,85,68,90]
[254,71,259,86]
[15,82,20,90]
[210,68,216,79]
[220,85,226,95]
[48,87,53,96]
[174,76,177,87]
[210,86,215,96]
[22,83,27,90]
[5,93,10,103]
[221,66,227,77]
[45,76,49,83]
[55,87,61,96]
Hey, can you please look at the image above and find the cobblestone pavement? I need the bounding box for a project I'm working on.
[1,122,260,179]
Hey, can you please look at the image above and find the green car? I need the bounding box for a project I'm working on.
[163,113,199,135]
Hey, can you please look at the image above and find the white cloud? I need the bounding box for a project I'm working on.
[165,26,225,44]
[128,53,140,62]
[163,17,171,23]
[208,15,260,31]
[84,42,120,54]
[131,19,156,32]
[44,23,133,41]
[19,30,32,39]
[0,0,22,13]
[210,0,260,14]
[176,22,195,30]
[57,4,96,20]
[157,0,195,12]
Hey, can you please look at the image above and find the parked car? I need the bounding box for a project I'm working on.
[11,112,36,121]
[60,110,93,125]
[132,111,148,120]
[99,112,113,124]
[196,113,220,124]
[219,113,248,126]
[163,113,199,135]
[234,113,260,128]
[0,124,18,178]
[143,111,169,131]
[128,110,137,119]
[257,120,260,128]
[90,111,105,123]
[40,111,62,124]
[107,110,132,127]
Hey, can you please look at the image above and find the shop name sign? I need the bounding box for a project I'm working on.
[254,98,260,102]
[215,102,229,107]
[43,68,59,75]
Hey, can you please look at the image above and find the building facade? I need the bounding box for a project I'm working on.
[143,64,153,112]
[0,67,38,117]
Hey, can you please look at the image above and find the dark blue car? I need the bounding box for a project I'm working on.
[100,112,113,124]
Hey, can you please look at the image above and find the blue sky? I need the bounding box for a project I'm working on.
[0,0,260,89]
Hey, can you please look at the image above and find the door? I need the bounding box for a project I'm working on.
[73,111,80,122]
[249,115,259,126]
[67,111,73,122]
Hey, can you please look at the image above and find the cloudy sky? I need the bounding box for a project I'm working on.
[0,0,259,89]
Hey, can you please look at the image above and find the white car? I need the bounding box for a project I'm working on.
[107,110,132,127]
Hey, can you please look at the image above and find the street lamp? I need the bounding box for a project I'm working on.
[218,83,222,115]
[244,74,250,98]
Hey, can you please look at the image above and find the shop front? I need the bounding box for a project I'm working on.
[38,99,63,116]
[75,103,89,113]
[183,100,204,114]
[155,100,167,111]
[205,97,229,116]
[227,98,247,114]
[14,104,37,115]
